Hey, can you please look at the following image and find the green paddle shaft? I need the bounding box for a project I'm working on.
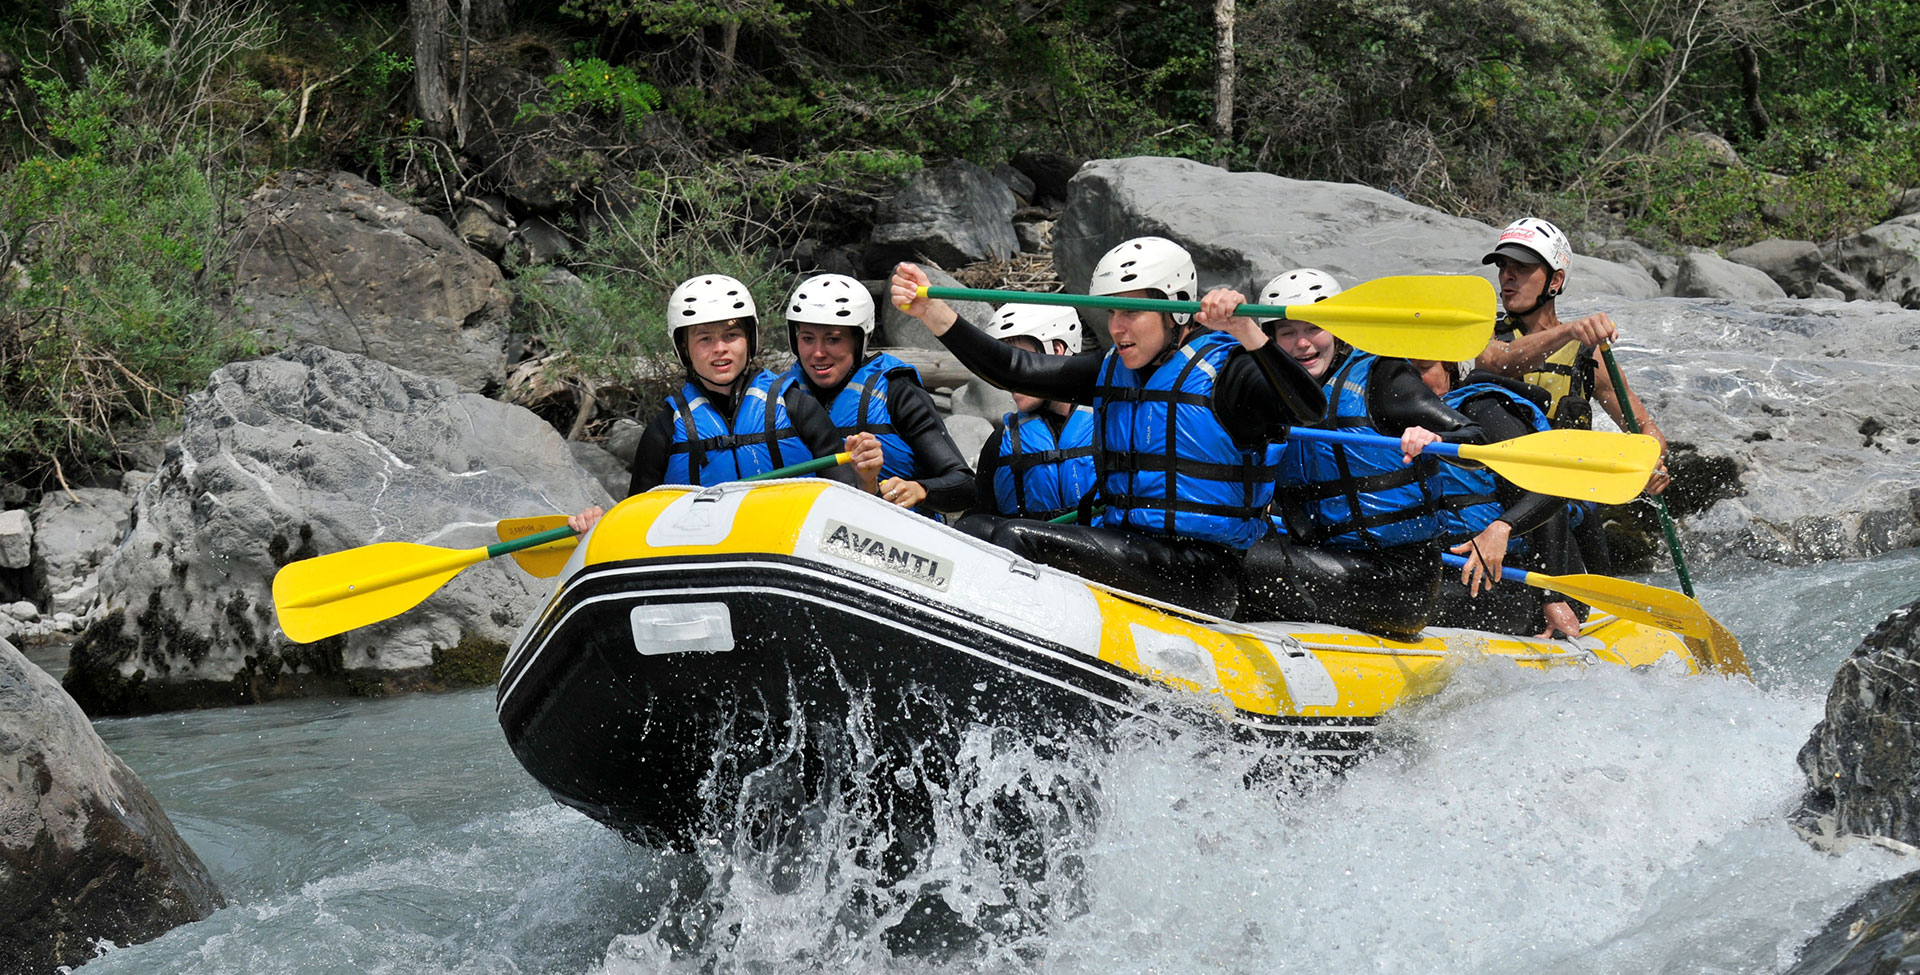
[1598,346,1693,598]
[924,286,1293,320]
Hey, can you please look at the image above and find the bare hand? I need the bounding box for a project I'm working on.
[1196,288,1266,349]
[567,506,605,534]
[1400,426,1441,465]
[1539,601,1582,640]
[880,477,928,509]
[1565,313,1617,347]
[845,433,884,493]
[887,263,958,335]
[1646,438,1671,496]
[1449,520,1511,596]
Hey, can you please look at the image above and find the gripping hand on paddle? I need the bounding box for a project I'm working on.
[1196,288,1269,350]
[1450,520,1513,595]
[568,506,605,535]
[846,432,884,494]
[1541,601,1582,640]
[1398,425,1442,465]
[889,263,958,335]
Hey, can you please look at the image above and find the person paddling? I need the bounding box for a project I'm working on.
[1473,217,1671,573]
[1237,269,1483,639]
[1412,358,1583,639]
[890,237,1325,618]
[569,273,884,533]
[954,303,1098,537]
[783,272,976,518]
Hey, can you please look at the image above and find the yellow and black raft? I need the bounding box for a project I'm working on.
[489,479,1737,847]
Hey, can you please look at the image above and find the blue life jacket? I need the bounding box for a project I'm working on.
[1432,376,1554,545]
[662,370,811,486]
[1090,331,1281,550]
[991,406,1098,519]
[1274,353,1437,550]
[787,352,922,484]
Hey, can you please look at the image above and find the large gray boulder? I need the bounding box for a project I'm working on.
[1670,250,1790,300]
[1569,292,1920,565]
[1793,598,1920,848]
[1830,213,1920,308]
[1781,869,1920,975]
[232,170,512,392]
[1053,157,1660,317]
[1727,239,1824,298]
[31,487,133,616]
[0,507,28,569]
[870,161,1020,269]
[62,346,612,715]
[1,636,223,972]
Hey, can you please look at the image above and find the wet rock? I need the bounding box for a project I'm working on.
[30,487,131,610]
[1670,250,1789,300]
[942,415,995,480]
[948,380,1016,426]
[1010,151,1081,206]
[456,207,511,259]
[1781,868,1920,975]
[878,266,992,352]
[61,346,611,716]
[992,162,1035,204]
[0,507,28,568]
[232,170,512,392]
[870,161,1019,269]
[0,635,224,973]
[1053,158,1661,338]
[569,440,630,499]
[1561,293,1920,566]
[1794,598,1920,846]
[1830,214,1920,308]
[1727,239,1825,298]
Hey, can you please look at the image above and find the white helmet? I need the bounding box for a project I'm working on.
[784,273,876,336]
[1089,236,1198,325]
[1258,268,1343,324]
[1482,217,1572,278]
[987,302,1082,352]
[667,273,757,336]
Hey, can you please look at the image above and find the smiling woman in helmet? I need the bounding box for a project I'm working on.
[1206,268,1482,639]
[889,238,1325,618]
[566,273,884,534]
[783,272,976,517]
[952,302,1098,538]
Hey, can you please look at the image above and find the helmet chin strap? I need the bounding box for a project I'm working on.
[1508,271,1563,319]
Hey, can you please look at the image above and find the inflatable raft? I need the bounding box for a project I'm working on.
[495,479,1699,846]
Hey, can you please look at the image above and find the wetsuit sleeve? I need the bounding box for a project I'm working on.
[1369,359,1484,442]
[1457,395,1559,536]
[935,313,1105,404]
[783,385,861,487]
[973,428,1004,512]
[886,378,978,510]
[626,407,677,496]
[1213,344,1329,447]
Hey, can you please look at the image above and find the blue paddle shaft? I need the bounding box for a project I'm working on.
[1440,551,1527,584]
[1286,426,1461,458]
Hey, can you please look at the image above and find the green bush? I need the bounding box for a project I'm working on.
[0,152,257,485]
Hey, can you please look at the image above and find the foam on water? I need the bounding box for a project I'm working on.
[64,552,1920,974]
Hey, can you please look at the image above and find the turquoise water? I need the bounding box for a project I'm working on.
[71,550,1920,974]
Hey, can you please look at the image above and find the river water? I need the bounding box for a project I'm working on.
[64,550,1920,974]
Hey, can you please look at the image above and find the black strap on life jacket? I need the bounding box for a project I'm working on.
[667,385,797,477]
[1003,413,1095,518]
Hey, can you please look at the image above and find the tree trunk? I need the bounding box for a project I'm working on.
[1733,40,1770,140]
[1211,0,1235,150]
[56,0,90,86]
[410,0,451,139]
[471,0,510,39]
[455,0,471,146]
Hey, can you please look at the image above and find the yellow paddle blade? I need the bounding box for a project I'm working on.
[1298,275,1496,361]
[496,515,577,579]
[1456,430,1660,504]
[272,541,489,643]
[1520,568,1750,677]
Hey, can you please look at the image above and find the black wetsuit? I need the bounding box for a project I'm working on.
[935,317,1326,618]
[1239,353,1481,639]
[1429,372,1580,636]
[628,374,861,495]
[799,361,977,512]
